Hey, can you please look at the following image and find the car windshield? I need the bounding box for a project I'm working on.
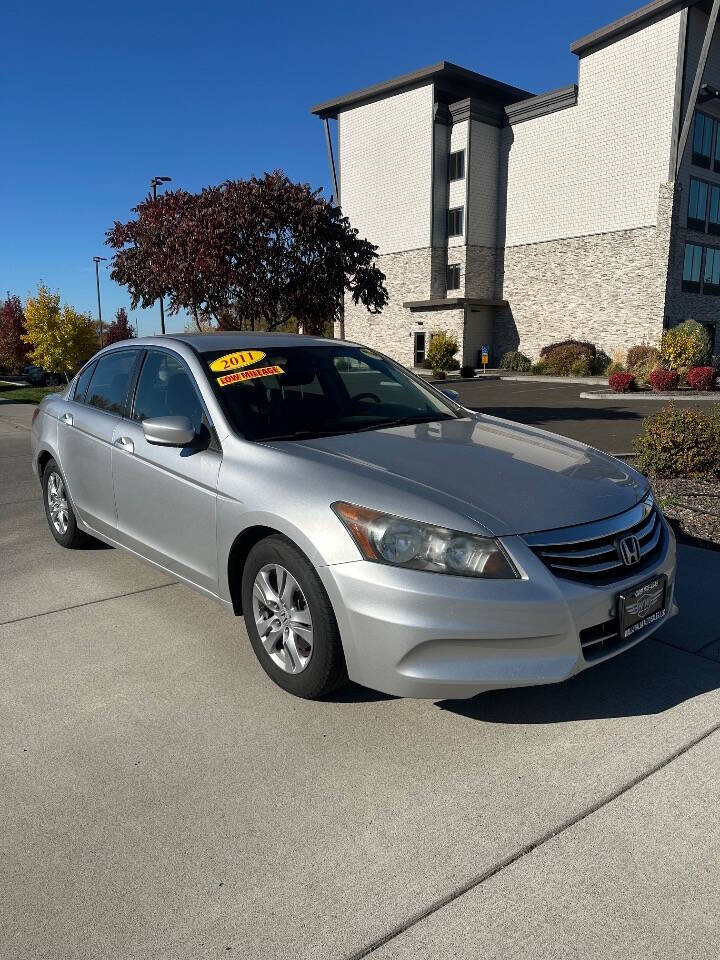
[200,344,462,442]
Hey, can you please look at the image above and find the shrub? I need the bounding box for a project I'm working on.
[426,330,459,374]
[459,365,475,379]
[499,350,531,372]
[687,366,717,391]
[634,404,720,478]
[569,356,592,376]
[433,369,447,380]
[605,361,625,376]
[609,372,636,393]
[660,320,711,374]
[595,349,612,374]
[539,339,596,360]
[530,361,547,375]
[649,368,679,392]
[542,344,590,375]
[626,344,660,373]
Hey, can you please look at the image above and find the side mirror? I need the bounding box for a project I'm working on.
[141,415,195,447]
[441,389,460,402]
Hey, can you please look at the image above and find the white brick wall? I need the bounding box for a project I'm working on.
[501,11,683,247]
[468,119,500,247]
[338,85,434,254]
[448,120,468,248]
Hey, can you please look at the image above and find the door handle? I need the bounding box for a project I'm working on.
[61,412,73,426]
[114,436,134,454]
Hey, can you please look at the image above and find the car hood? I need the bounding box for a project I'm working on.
[287,414,648,537]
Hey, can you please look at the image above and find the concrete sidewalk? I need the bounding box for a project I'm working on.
[2,402,719,959]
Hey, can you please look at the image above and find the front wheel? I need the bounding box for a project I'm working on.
[42,459,88,548]
[241,535,347,699]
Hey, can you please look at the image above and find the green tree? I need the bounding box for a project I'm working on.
[23,283,97,380]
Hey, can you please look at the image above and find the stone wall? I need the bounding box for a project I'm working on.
[495,184,675,360]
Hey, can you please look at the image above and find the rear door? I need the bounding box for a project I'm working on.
[57,349,140,537]
[111,349,221,592]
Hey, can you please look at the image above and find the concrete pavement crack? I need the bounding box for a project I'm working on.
[346,719,720,959]
[0,581,178,626]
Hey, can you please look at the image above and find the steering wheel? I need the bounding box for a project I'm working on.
[354,392,382,404]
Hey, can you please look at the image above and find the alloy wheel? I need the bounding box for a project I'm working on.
[47,472,69,536]
[251,563,314,674]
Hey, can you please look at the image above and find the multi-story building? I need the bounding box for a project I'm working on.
[311,0,720,368]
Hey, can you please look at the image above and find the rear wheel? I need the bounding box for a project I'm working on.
[42,459,88,548]
[241,535,347,699]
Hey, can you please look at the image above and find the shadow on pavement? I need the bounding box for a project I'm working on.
[437,637,720,724]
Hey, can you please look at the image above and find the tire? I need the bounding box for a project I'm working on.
[42,458,88,548]
[241,535,348,699]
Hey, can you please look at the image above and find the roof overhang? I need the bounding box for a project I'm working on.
[310,61,533,120]
[571,0,711,57]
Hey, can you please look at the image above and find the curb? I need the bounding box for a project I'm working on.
[502,375,608,385]
[429,375,501,385]
[580,391,720,401]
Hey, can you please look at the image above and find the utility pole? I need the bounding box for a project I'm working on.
[150,175,172,334]
[93,256,107,347]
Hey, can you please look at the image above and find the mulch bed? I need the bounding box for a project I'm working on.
[651,478,720,546]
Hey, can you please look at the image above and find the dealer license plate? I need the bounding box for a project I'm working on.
[618,575,667,640]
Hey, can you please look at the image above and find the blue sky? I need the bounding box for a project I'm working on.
[2,0,637,336]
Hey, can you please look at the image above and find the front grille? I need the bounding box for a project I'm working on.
[523,500,664,585]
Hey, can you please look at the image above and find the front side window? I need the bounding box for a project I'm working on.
[448,207,464,238]
[688,178,709,230]
[201,345,459,442]
[85,351,137,415]
[447,263,461,291]
[693,112,714,168]
[132,351,204,433]
[682,243,703,292]
[449,150,465,181]
[704,247,720,294]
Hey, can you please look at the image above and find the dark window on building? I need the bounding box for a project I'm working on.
[693,112,714,168]
[413,331,426,366]
[85,350,137,415]
[449,150,465,182]
[447,263,461,290]
[73,361,96,403]
[682,243,703,292]
[708,185,720,235]
[704,246,720,294]
[448,206,464,238]
[688,178,709,231]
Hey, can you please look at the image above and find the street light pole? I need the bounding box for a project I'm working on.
[150,175,172,335]
[93,256,107,347]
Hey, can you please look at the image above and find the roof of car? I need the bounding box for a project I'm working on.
[158,332,358,352]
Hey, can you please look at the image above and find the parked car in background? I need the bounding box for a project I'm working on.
[30,334,677,701]
[22,365,64,386]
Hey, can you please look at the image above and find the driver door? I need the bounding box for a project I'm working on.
[111,349,222,593]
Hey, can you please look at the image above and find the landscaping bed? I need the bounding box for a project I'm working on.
[652,478,720,546]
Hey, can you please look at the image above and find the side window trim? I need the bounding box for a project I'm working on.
[71,360,97,404]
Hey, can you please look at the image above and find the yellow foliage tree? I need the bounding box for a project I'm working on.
[23,283,98,380]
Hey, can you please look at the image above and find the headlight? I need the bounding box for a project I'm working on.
[332,502,519,579]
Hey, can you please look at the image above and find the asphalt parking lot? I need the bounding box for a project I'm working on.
[2,390,720,960]
[449,375,717,454]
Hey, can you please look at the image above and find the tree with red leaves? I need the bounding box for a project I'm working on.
[106,171,388,334]
[104,307,135,345]
[0,294,30,372]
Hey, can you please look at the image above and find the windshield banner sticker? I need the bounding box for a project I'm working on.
[209,350,266,373]
[217,365,284,387]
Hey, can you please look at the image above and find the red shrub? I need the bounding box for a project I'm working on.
[649,368,679,392]
[686,366,717,391]
[609,372,636,393]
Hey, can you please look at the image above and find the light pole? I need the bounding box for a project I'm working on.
[150,175,172,334]
[93,256,107,347]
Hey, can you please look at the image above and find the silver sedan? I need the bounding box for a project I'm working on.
[31,334,677,700]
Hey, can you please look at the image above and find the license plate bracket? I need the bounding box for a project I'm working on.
[618,575,667,640]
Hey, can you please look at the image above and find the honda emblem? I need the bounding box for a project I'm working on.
[617,534,641,566]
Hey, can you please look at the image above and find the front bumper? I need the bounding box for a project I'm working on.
[318,518,677,699]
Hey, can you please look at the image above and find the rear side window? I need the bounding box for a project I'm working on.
[73,362,96,403]
[132,351,204,433]
[85,351,137,415]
